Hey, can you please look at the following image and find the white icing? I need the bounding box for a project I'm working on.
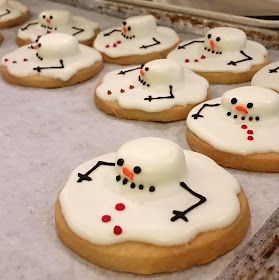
[187,86,279,155]
[18,9,99,43]
[251,61,279,92]
[1,33,102,81]
[0,0,27,22]
[94,15,179,58]
[59,137,241,246]
[96,59,209,112]
[167,27,267,73]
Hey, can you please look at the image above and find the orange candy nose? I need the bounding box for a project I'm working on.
[122,26,128,34]
[46,18,51,24]
[140,69,145,76]
[122,167,134,181]
[235,105,248,114]
[209,39,215,49]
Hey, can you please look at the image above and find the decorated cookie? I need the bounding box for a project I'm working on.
[186,86,279,172]
[251,61,279,93]
[93,15,180,65]
[95,59,209,122]
[167,27,269,84]
[0,0,29,28]
[56,137,250,274]
[17,9,99,47]
[1,33,103,88]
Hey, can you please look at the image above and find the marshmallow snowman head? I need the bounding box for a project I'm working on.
[0,0,7,8]
[221,86,279,121]
[114,137,186,192]
[203,27,247,56]
[35,33,79,60]
[121,15,157,40]
[138,59,184,88]
[39,10,72,29]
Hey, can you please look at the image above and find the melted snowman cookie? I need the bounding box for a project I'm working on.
[95,59,209,122]
[167,27,269,84]
[56,137,249,274]
[251,61,279,92]
[94,15,180,65]
[17,9,99,46]
[0,0,29,28]
[187,86,279,172]
[1,33,103,88]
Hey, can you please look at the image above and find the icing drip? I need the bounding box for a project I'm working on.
[1,33,102,81]
[18,9,99,42]
[187,86,279,154]
[251,61,279,92]
[59,137,241,246]
[94,15,179,58]
[167,27,267,73]
[96,58,209,112]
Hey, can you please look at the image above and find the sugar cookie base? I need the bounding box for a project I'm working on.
[94,90,210,122]
[0,10,29,29]
[195,56,270,84]
[1,61,103,88]
[55,190,249,274]
[100,41,180,65]
[186,128,279,172]
[16,28,100,47]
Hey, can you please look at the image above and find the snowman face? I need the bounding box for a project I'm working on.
[138,59,184,88]
[114,137,186,192]
[33,33,79,60]
[203,27,247,55]
[221,86,279,121]
[39,10,72,29]
[121,15,157,40]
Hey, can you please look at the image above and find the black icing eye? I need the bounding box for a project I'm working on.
[247,102,253,109]
[133,166,141,174]
[50,15,53,19]
[145,67,149,71]
[231,98,237,104]
[117,158,124,166]
[128,26,131,31]
[207,34,211,39]
[123,21,126,25]
[42,15,46,19]
[38,43,41,48]
[216,37,221,42]
[140,64,144,69]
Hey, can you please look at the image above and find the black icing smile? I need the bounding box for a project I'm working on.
[226,97,260,121]
[116,157,155,192]
[138,64,150,87]
[203,46,222,55]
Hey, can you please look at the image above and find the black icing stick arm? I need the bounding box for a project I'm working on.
[140,37,160,49]
[227,50,252,66]
[33,59,64,73]
[178,40,204,50]
[269,66,279,73]
[144,85,174,102]
[72,26,84,36]
[117,66,142,75]
[104,29,121,37]
[191,103,220,119]
[20,22,39,31]
[171,182,207,222]
[0,9,11,18]
[77,161,115,183]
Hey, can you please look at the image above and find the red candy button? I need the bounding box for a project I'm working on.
[184,59,189,63]
[102,215,111,222]
[247,136,254,141]
[194,59,199,62]
[105,44,109,48]
[107,90,112,95]
[247,130,253,134]
[120,89,125,93]
[200,55,206,59]
[113,225,122,235]
[115,203,125,211]
[129,85,134,89]
[241,124,247,129]
[117,40,121,44]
